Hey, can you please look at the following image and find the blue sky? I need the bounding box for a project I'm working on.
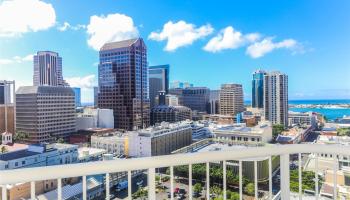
[0,0,349,103]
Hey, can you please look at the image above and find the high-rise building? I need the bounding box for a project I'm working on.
[252,69,266,108]
[33,51,67,86]
[0,80,15,135]
[72,87,81,107]
[263,71,288,126]
[149,65,170,109]
[97,38,150,130]
[0,81,11,105]
[16,86,76,143]
[219,84,244,116]
[93,86,98,107]
[169,87,210,113]
[209,90,220,114]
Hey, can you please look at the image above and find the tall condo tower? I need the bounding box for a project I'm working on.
[98,38,150,130]
[263,71,288,126]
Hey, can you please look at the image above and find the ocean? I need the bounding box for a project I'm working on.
[245,99,350,121]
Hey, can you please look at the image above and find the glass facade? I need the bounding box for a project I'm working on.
[169,87,210,113]
[72,87,81,107]
[252,70,266,108]
[98,38,150,130]
[0,83,4,104]
[149,64,170,109]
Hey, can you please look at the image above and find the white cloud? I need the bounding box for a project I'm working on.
[246,37,298,58]
[148,20,213,51]
[0,0,56,37]
[58,22,86,32]
[66,75,96,90]
[0,59,14,65]
[22,54,34,61]
[0,54,34,65]
[86,13,139,51]
[203,26,260,52]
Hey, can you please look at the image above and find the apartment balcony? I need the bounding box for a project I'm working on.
[0,144,344,200]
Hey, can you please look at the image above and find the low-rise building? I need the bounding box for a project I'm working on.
[288,111,317,128]
[172,139,279,182]
[0,143,78,170]
[2,180,58,200]
[190,121,213,142]
[150,105,191,125]
[276,126,313,144]
[212,121,272,143]
[36,177,103,200]
[76,108,114,130]
[90,131,128,156]
[128,122,192,157]
[78,147,107,162]
[202,114,235,125]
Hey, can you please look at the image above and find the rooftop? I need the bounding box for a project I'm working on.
[0,149,40,161]
[16,86,74,95]
[100,38,139,51]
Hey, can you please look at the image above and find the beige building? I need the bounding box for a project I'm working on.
[0,180,57,200]
[129,122,192,157]
[0,105,15,135]
[219,84,244,116]
[263,71,288,126]
[16,86,76,143]
[90,131,129,156]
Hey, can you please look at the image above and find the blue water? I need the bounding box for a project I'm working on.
[289,99,350,105]
[289,108,350,120]
[244,99,350,120]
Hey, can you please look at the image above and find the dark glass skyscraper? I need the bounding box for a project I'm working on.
[149,64,170,109]
[98,38,150,130]
[252,69,266,108]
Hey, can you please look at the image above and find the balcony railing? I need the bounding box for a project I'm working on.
[0,144,345,200]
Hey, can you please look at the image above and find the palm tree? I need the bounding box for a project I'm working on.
[0,146,8,154]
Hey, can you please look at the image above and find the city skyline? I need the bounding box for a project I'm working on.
[1,0,350,103]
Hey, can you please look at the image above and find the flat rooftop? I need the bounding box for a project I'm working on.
[0,149,40,161]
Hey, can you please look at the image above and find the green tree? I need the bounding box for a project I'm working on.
[290,170,323,192]
[244,183,255,196]
[57,138,65,143]
[272,124,285,139]
[132,187,148,199]
[210,185,222,195]
[337,128,350,136]
[193,183,202,193]
[13,131,29,143]
[226,190,240,200]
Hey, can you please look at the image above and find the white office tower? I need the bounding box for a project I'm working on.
[263,71,288,127]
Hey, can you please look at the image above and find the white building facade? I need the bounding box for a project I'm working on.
[76,108,114,130]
